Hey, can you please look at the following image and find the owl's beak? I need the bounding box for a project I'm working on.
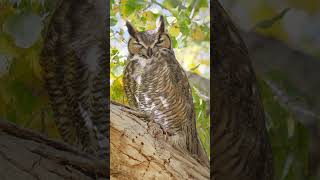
[147,48,153,57]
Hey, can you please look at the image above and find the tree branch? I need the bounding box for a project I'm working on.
[0,120,107,180]
[110,102,210,180]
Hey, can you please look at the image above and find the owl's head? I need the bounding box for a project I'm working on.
[126,16,171,58]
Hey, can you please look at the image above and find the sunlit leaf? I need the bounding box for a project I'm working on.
[120,0,145,18]
[110,17,117,26]
[168,23,180,37]
[190,64,200,71]
[191,27,205,41]
[171,37,178,48]
[163,0,183,9]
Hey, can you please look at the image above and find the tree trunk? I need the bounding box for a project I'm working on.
[110,102,210,180]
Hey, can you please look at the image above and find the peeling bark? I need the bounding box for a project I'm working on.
[110,102,210,180]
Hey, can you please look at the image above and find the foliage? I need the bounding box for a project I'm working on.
[110,0,210,156]
[258,78,310,180]
[253,8,291,30]
[0,0,60,138]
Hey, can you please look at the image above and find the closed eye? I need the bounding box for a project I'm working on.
[134,43,143,48]
[157,40,164,44]
[157,36,164,43]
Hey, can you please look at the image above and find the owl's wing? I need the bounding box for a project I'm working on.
[40,0,108,158]
[41,43,96,152]
[138,49,195,134]
[123,59,139,108]
[139,49,209,164]
[212,1,273,180]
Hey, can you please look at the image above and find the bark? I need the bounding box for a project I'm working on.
[0,120,107,180]
[110,102,210,180]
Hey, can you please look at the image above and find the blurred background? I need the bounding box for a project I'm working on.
[220,0,320,179]
[0,0,60,138]
[0,0,210,159]
[110,0,210,156]
[1,0,319,179]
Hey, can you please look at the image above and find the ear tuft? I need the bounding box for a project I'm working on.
[158,15,165,33]
[126,21,137,37]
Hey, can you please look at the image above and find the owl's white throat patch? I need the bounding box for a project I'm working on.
[132,55,149,68]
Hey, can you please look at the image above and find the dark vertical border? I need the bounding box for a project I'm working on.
[210,0,214,179]
[106,0,111,178]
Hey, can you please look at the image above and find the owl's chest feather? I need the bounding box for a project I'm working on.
[130,56,155,85]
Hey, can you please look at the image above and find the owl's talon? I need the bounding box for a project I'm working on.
[147,121,166,140]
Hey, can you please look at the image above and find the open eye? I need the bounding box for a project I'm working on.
[156,34,171,49]
[128,38,143,54]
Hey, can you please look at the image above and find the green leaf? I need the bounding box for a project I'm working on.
[253,8,291,30]
[163,0,182,9]
[110,17,117,26]
[120,0,145,18]
[8,79,36,114]
[190,64,200,71]
[171,37,178,48]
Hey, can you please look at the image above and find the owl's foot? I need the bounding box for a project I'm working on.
[147,121,167,141]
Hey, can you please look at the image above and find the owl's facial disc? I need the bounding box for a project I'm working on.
[155,34,171,49]
[126,15,171,58]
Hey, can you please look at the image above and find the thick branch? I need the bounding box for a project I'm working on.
[241,30,320,112]
[0,120,107,180]
[110,102,210,180]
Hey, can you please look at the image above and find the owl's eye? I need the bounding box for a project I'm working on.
[156,34,171,49]
[133,42,142,48]
[128,38,143,54]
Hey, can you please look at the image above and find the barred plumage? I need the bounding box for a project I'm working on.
[40,0,108,158]
[212,1,273,180]
[123,16,209,167]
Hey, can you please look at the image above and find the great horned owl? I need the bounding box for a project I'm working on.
[212,1,273,180]
[123,16,209,167]
[40,0,108,159]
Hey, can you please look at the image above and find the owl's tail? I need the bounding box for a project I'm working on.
[197,136,210,168]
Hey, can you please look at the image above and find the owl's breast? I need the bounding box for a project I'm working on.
[127,52,193,134]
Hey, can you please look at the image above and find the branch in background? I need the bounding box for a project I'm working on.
[186,71,210,115]
[264,80,318,128]
[0,120,107,180]
[186,71,210,98]
[240,29,320,178]
[264,79,320,178]
[241,30,320,112]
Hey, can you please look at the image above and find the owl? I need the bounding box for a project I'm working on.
[123,16,209,167]
[212,1,273,180]
[40,0,109,159]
